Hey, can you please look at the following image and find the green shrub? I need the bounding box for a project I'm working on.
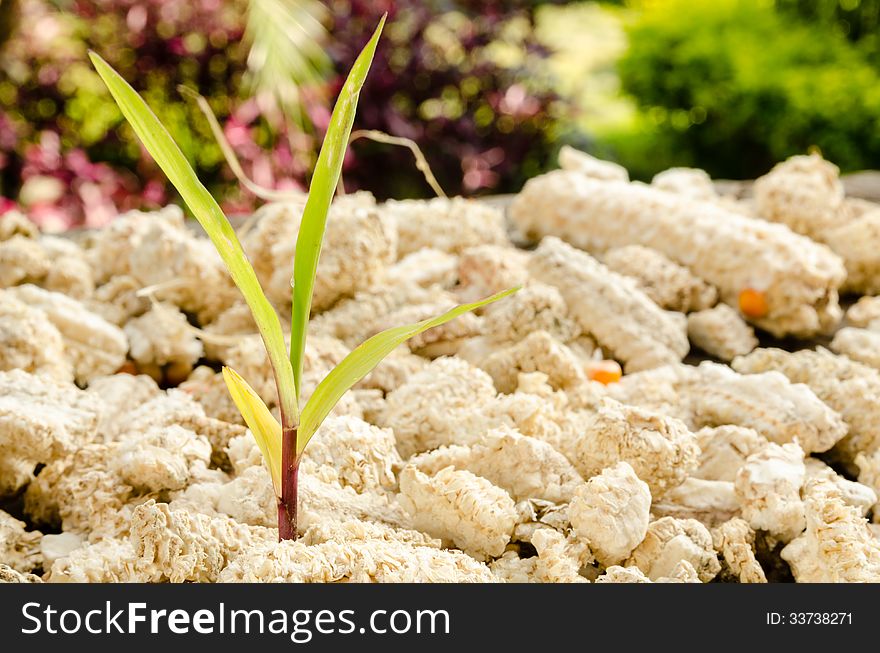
[613,0,880,179]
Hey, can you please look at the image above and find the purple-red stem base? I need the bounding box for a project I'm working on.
[278,426,299,541]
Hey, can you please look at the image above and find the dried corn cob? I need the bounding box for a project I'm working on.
[385,197,511,258]
[626,517,720,582]
[529,237,689,372]
[510,163,845,337]
[609,361,848,454]
[845,295,880,329]
[711,518,766,583]
[732,347,880,462]
[558,145,628,182]
[754,153,880,294]
[651,167,718,202]
[781,480,880,582]
[603,244,717,313]
[687,304,758,362]
[830,327,880,371]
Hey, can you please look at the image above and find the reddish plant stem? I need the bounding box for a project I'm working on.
[278,424,299,541]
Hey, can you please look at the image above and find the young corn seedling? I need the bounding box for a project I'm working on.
[90,18,518,541]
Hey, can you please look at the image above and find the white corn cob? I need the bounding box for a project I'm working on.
[529,236,689,372]
[754,153,880,294]
[510,168,845,337]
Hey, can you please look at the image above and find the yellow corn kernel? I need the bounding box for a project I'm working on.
[587,360,622,385]
[738,288,769,318]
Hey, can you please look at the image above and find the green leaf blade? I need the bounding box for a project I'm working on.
[89,52,297,423]
[297,287,519,454]
[290,15,386,403]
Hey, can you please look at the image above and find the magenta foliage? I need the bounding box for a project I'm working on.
[327,0,564,198]
[0,0,564,230]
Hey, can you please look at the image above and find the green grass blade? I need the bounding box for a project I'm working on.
[222,366,282,497]
[296,287,519,455]
[90,52,297,423]
[290,15,385,403]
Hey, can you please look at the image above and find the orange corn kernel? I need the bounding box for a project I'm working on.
[587,360,622,385]
[738,288,768,318]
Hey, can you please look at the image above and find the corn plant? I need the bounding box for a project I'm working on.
[90,18,517,540]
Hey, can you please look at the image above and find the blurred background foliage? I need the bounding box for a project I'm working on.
[613,0,880,180]
[1,0,880,230]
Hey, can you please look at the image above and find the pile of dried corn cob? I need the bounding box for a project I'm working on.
[2,149,880,583]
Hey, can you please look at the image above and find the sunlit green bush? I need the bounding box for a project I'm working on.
[613,0,880,179]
